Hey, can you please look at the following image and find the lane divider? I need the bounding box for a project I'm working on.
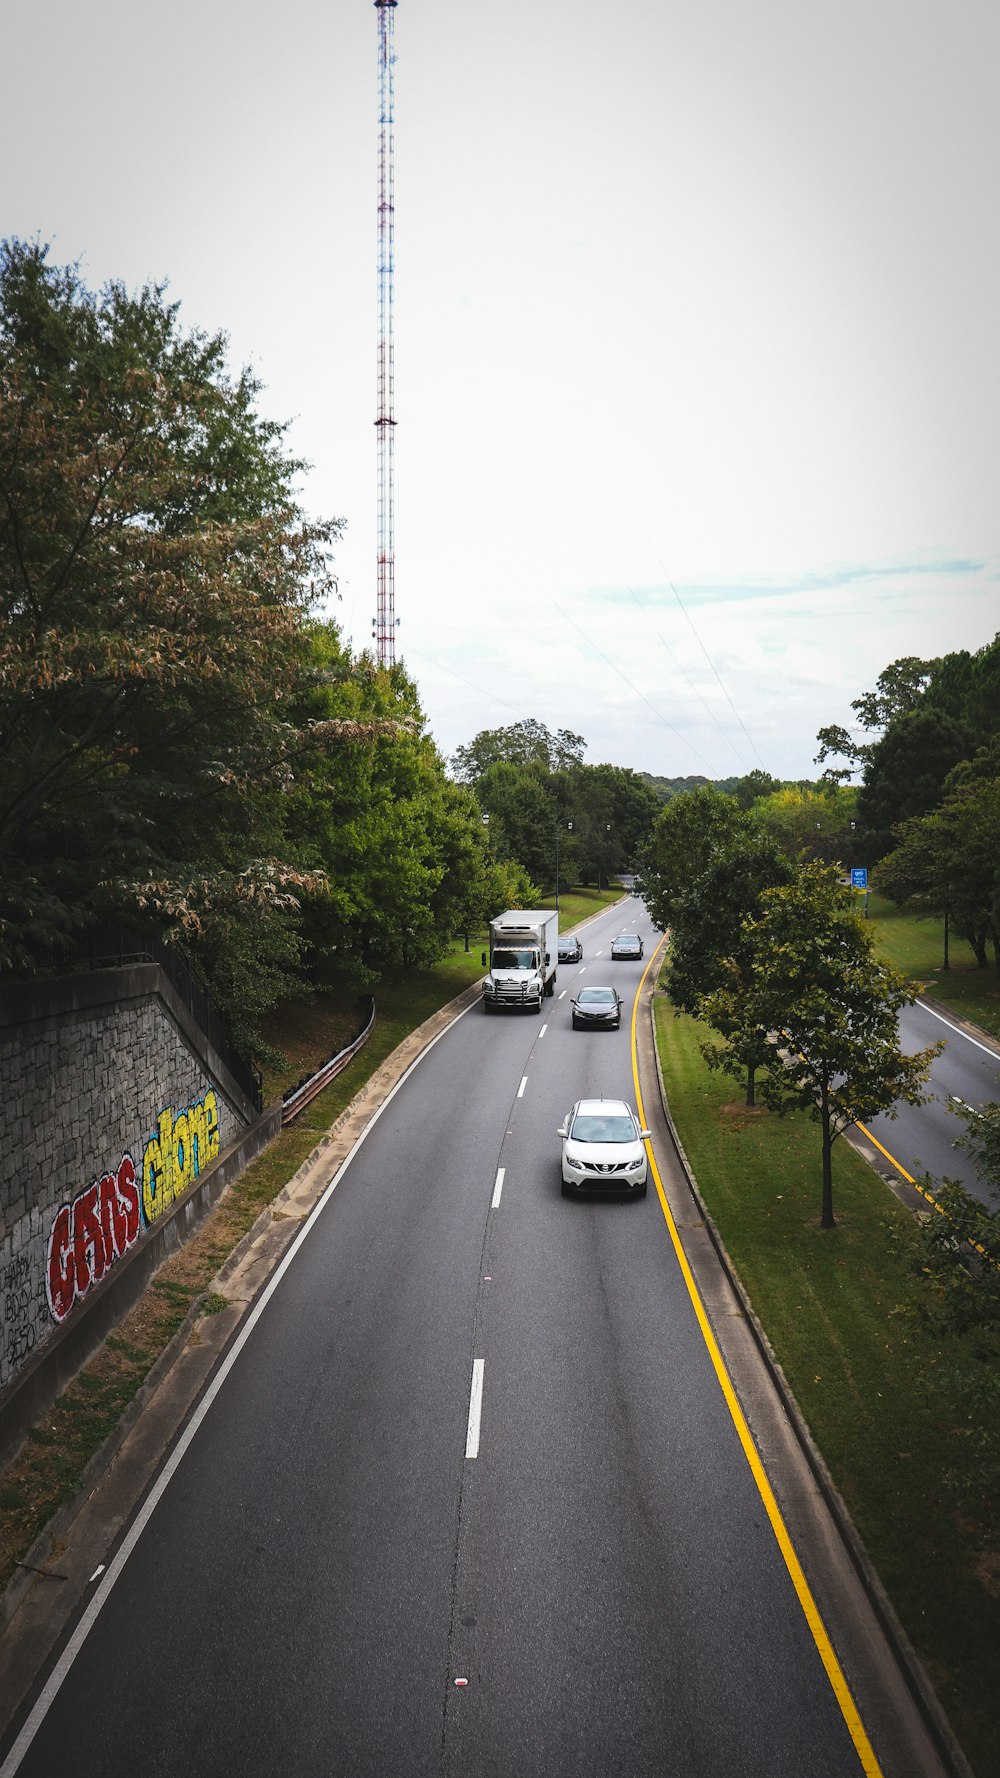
[491,1168,505,1210]
[629,946,884,1778]
[465,1359,485,1459]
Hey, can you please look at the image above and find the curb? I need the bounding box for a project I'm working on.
[646,990,975,1778]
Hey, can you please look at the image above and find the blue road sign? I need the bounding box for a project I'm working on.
[851,867,868,889]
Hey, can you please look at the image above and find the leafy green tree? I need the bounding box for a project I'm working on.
[451,719,585,783]
[0,239,339,995]
[637,786,745,931]
[855,705,975,862]
[570,763,659,886]
[283,631,487,979]
[666,831,793,1105]
[815,656,935,782]
[475,761,560,887]
[750,784,858,865]
[731,769,782,810]
[701,864,942,1227]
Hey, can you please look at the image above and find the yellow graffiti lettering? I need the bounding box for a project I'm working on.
[204,1091,220,1163]
[141,1091,222,1228]
[173,1110,193,1195]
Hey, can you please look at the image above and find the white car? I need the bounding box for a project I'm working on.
[557,1098,650,1198]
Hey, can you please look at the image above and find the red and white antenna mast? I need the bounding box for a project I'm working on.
[374,0,397,668]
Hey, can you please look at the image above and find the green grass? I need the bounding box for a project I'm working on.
[867,892,1000,1041]
[654,995,1000,1776]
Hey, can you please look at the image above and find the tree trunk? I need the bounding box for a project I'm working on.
[745,1062,756,1108]
[820,1086,836,1229]
[942,909,949,971]
[971,929,989,969]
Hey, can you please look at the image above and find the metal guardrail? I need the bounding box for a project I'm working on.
[280,998,376,1124]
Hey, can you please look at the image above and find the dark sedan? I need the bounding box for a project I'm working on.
[571,985,623,1030]
[610,933,644,960]
[558,934,583,963]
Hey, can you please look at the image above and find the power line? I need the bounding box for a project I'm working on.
[547,597,718,772]
[624,584,752,771]
[649,548,769,771]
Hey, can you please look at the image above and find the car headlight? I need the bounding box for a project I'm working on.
[566,1156,585,1171]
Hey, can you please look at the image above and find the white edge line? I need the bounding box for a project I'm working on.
[465,1359,485,1459]
[0,995,483,1778]
[916,998,1000,1058]
[491,1167,505,1209]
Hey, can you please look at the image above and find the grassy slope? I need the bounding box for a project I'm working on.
[868,893,1000,1042]
[654,996,1000,1777]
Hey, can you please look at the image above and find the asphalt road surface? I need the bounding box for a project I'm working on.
[3,899,932,1777]
[865,998,1000,1207]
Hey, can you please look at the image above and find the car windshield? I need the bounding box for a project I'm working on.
[571,1112,636,1143]
[578,988,615,1003]
[492,948,536,970]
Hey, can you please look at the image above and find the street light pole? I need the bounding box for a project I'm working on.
[556,819,573,913]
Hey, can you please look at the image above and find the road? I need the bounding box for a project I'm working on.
[1,898,951,1777]
[864,999,1000,1207]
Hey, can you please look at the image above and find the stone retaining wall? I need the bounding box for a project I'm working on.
[0,966,259,1398]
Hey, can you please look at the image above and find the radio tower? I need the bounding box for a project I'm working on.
[374,0,397,668]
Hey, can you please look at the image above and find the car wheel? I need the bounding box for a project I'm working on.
[571,1017,579,1030]
[635,1183,647,1199]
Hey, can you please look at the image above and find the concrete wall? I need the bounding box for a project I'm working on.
[0,965,268,1416]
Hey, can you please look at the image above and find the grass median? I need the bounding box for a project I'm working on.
[653,993,1000,1777]
[1,886,624,1596]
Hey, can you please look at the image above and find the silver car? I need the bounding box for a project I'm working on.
[557,1098,650,1197]
[610,932,644,960]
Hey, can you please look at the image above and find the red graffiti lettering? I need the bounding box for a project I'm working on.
[73,1183,105,1297]
[118,1153,140,1245]
[46,1204,76,1323]
[45,1152,142,1326]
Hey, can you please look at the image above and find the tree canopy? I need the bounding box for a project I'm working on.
[0,238,339,980]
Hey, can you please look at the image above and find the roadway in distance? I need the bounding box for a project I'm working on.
[1,898,935,1777]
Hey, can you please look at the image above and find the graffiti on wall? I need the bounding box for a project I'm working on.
[45,1090,221,1326]
[4,1252,40,1372]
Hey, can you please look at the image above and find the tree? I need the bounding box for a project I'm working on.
[815,655,935,781]
[750,784,858,866]
[666,831,794,1105]
[701,864,942,1227]
[282,630,499,980]
[0,240,340,990]
[637,786,745,931]
[450,719,585,783]
[855,705,975,862]
[470,761,560,892]
[571,763,660,886]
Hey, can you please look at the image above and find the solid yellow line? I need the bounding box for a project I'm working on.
[630,949,883,1777]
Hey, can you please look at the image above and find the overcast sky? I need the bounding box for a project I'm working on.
[6,0,998,780]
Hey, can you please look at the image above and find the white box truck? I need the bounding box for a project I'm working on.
[482,910,559,1014]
